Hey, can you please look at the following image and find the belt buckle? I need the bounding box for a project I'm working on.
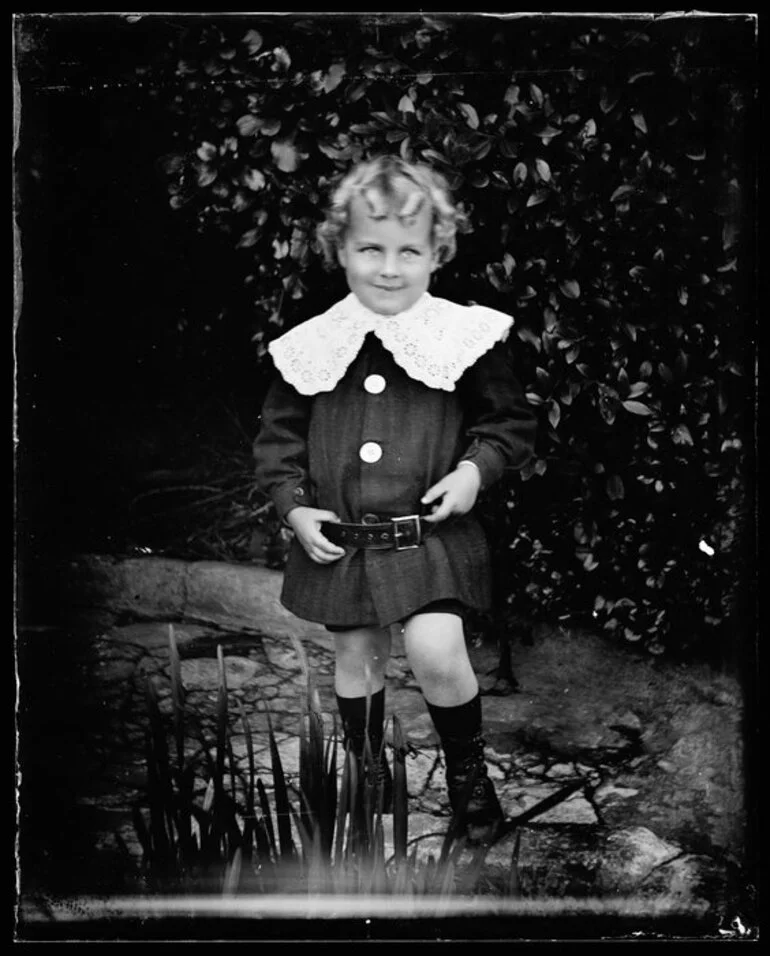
[392,514,421,551]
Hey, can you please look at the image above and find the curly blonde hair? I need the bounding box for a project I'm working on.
[316,155,469,268]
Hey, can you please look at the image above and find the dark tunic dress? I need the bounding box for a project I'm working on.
[254,332,536,628]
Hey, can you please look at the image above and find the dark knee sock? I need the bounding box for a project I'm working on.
[336,688,385,750]
[425,693,482,743]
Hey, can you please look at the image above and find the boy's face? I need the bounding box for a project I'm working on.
[337,192,438,315]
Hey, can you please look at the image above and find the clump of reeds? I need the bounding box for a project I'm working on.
[129,626,512,900]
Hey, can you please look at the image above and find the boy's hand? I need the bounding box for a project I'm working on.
[421,464,482,524]
[286,507,346,564]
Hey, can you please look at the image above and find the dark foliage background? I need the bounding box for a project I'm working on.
[15,13,756,664]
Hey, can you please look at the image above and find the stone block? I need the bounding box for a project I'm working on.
[184,562,329,645]
[596,826,682,894]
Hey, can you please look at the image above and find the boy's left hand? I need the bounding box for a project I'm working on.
[421,464,482,524]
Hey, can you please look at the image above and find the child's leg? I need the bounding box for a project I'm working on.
[333,626,393,809]
[403,611,503,843]
[333,626,391,698]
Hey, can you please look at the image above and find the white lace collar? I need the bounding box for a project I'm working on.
[268,293,512,395]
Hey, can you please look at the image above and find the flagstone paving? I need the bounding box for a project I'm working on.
[16,558,753,926]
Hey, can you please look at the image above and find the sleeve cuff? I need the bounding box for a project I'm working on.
[458,442,506,491]
[273,483,313,523]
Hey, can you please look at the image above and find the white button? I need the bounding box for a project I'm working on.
[364,374,386,394]
[359,441,383,463]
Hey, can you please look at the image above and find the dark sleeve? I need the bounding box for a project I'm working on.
[253,371,316,521]
[456,340,537,491]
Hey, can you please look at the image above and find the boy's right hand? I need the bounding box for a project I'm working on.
[286,507,346,564]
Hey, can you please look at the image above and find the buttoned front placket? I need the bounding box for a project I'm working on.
[358,347,389,525]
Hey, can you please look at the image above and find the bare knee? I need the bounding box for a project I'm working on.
[334,627,390,695]
[403,613,475,690]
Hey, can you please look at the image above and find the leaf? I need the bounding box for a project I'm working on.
[323,62,347,93]
[559,279,581,299]
[581,118,597,138]
[260,117,282,137]
[457,102,479,129]
[416,71,433,84]
[243,29,263,55]
[606,475,625,501]
[499,138,518,159]
[398,94,415,113]
[272,46,291,72]
[513,161,528,184]
[536,125,562,144]
[632,112,648,134]
[236,115,261,137]
[622,400,654,416]
[529,82,544,106]
[535,366,552,391]
[599,87,620,114]
[610,184,635,203]
[672,424,694,446]
[469,138,492,161]
[535,158,551,182]
[237,228,259,249]
[196,166,217,188]
[196,141,217,162]
[628,381,650,398]
[271,140,299,173]
[628,70,655,84]
[548,400,561,429]
[243,168,265,191]
[504,84,520,105]
[526,189,549,208]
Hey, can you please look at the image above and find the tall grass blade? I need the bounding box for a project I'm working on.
[234,699,257,854]
[167,624,185,775]
[334,745,352,866]
[215,644,228,794]
[392,715,408,863]
[438,858,456,899]
[507,828,522,898]
[265,709,296,861]
[223,846,242,897]
[256,777,278,860]
[320,719,338,859]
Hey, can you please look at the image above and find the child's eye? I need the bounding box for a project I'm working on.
[401,249,420,258]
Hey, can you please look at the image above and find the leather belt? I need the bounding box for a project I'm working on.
[321,514,426,551]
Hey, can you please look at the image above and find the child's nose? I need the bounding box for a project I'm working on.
[380,252,399,276]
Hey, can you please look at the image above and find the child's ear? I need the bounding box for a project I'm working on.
[336,244,348,269]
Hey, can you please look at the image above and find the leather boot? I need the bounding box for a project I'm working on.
[441,730,504,845]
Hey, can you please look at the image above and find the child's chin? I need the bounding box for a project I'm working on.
[364,290,421,315]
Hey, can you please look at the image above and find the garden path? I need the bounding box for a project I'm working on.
[17,556,751,923]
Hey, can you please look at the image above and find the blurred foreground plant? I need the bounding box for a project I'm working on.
[130,626,513,899]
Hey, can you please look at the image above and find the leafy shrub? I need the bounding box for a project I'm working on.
[149,14,753,659]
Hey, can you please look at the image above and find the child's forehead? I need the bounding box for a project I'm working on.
[346,189,433,236]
